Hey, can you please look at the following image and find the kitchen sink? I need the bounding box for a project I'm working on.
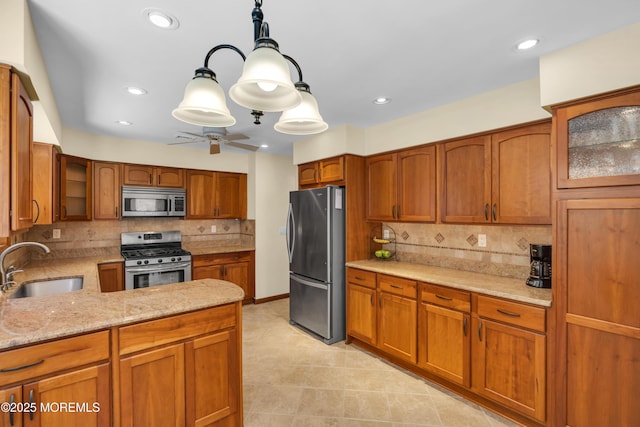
[8,277,84,299]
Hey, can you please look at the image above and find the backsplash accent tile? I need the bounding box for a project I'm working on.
[401,231,410,240]
[384,223,551,279]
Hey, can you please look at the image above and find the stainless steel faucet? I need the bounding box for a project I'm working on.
[0,242,50,292]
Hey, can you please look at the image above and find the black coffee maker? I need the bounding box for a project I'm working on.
[526,244,552,288]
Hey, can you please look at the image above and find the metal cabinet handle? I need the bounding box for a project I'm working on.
[29,389,35,421]
[435,294,452,301]
[0,359,44,372]
[492,203,497,221]
[463,317,467,336]
[497,308,521,318]
[9,393,15,426]
[32,199,40,223]
[390,284,402,289]
[484,204,489,221]
[477,321,483,341]
[355,276,365,280]
[370,294,373,306]
[391,205,396,219]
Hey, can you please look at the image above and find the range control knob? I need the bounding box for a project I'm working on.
[136,260,142,265]
[143,260,149,265]
[177,257,182,262]
[158,259,163,263]
[171,257,176,262]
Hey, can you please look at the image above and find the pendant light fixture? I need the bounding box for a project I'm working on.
[172,0,327,135]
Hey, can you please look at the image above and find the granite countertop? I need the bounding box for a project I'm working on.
[346,259,552,307]
[184,244,255,256]
[0,254,245,350]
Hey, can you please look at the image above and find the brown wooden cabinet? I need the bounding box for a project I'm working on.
[117,304,242,427]
[58,154,92,221]
[122,164,184,188]
[298,156,344,187]
[377,274,417,363]
[1,64,34,239]
[186,170,247,219]
[472,295,546,422]
[98,261,124,292]
[32,142,56,225]
[439,121,551,224]
[192,251,255,303]
[366,146,437,222]
[93,161,121,220]
[0,331,111,427]
[346,268,377,345]
[418,283,471,387]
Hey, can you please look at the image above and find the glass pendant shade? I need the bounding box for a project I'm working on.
[172,72,236,127]
[229,46,302,112]
[274,89,328,135]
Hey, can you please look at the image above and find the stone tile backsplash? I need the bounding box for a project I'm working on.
[382,222,551,279]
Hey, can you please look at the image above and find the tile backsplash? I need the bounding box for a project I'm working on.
[24,218,255,259]
[381,222,551,279]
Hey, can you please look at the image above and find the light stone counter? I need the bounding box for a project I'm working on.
[183,243,255,256]
[346,259,552,307]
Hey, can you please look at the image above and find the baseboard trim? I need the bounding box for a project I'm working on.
[254,293,289,304]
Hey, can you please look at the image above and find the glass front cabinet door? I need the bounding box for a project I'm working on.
[555,88,640,188]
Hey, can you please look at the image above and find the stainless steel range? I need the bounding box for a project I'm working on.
[121,231,191,290]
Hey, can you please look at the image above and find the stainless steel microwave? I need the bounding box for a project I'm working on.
[121,186,186,217]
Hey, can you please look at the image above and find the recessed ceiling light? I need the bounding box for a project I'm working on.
[116,120,132,126]
[516,39,539,50]
[260,144,269,148]
[373,97,391,105]
[126,86,147,96]
[143,8,179,30]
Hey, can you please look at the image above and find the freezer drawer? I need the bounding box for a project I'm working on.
[290,275,330,341]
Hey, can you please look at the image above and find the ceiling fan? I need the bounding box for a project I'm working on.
[171,127,258,154]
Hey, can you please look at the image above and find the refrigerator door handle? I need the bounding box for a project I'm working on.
[286,202,295,263]
[291,275,329,290]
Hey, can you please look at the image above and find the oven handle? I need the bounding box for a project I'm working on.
[125,261,192,273]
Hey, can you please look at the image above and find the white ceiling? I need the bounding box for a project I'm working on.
[27,0,640,156]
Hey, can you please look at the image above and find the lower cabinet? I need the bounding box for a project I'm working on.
[97,261,124,292]
[192,251,255,304]
[346,267,548,425]
[0,331,111,427]
[116,304,242,427]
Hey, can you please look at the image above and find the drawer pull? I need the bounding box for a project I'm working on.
[435,294,453,301]
[355,276,365,280]
[9,393,15,426]
[390,285,403,289]
[0,359,44,373]
[29,389,35,421]
[463,317,467,336]
[497,309,521,318]
[478,321,483,341]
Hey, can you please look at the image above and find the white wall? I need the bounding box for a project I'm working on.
[252,152,297,299]
[293,124,366,165]
[540,22,640,107]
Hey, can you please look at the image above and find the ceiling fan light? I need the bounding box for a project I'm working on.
[274,90,328,135]
[229,44,302,112]
[172,72,236,127]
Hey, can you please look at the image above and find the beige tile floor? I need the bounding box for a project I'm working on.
[242,299,520,427]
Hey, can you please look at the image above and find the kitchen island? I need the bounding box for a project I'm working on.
[0,265,244,427]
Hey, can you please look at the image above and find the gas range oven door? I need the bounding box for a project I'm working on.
[124,261,192,290]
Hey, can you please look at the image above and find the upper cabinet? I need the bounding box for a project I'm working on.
[555,87,640,189]
[32,142,56,225]
[298,156,345,187]
[1,65,34,238]
[439,121,551,224]
[122,164,185,188]
[58,154,92,221]
[186,170,247,219]
[366,146,437,222]
[93,161,121,220]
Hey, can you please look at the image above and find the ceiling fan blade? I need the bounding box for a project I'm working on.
[224,133,249,141]
[209,142,221,155]
[169,139,204,145]
[180,131,206,138]
[225,141,259,152]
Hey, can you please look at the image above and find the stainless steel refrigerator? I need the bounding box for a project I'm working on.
[286,186,345,344]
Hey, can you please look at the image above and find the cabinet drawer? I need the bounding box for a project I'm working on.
[421,283,471,312]
[477,295,545,332]
[0,330,110,386]
[193,251,251,267]
[378,274,417,299]
[347,268,376,289]
[119,304,237,355]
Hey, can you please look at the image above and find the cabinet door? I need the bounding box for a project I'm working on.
[472,318,545,422]
[491,122,551,224]
[98,262,124,293]
[439,136,491,223]
[298,162,318,187]
[346,283,377,345]
[397,146,436,222]
[186,170,216,219]
[215,172,246,219]
[59,156,92,221]
[366,153,397,221]
[378,292,417,363]
[156,167,184,188]
[185,330,240,426]
[120,344,185,427]
[192,264,224,281]
[93,162,120,220]
[122,164,154,186]
[319,156,344,183]
[32,142,54,225]
[224,261,252,301]
[0,386,22,427]
[418,303,470,387]
[25,363,110,427]
[10,72,33,231]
